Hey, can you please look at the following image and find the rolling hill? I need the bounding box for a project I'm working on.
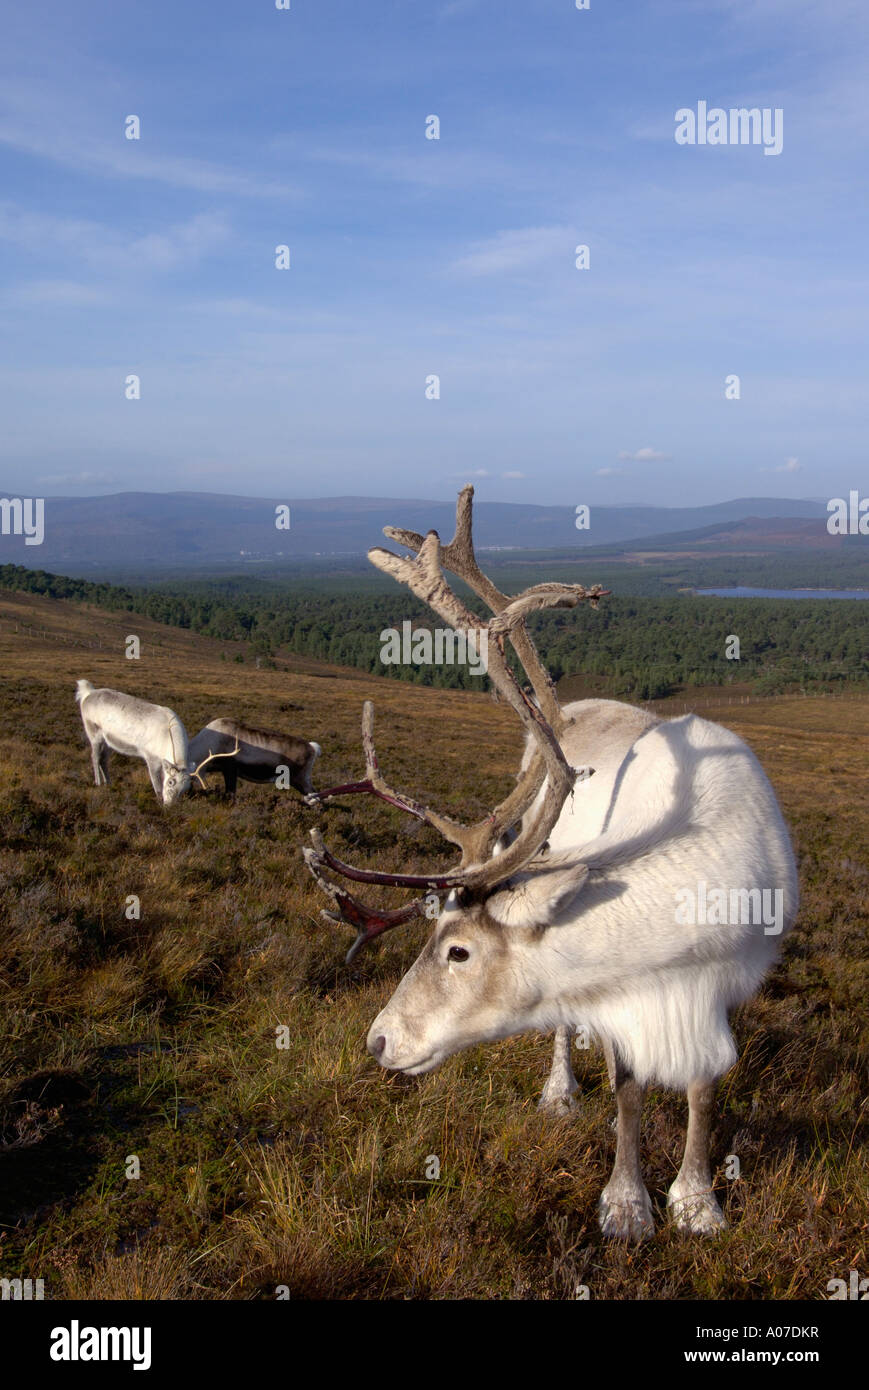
[0,490,831,574]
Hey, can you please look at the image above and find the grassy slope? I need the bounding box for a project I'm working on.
[0,591,866,1300]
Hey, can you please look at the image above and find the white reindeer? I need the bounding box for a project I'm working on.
[304,488,798,1240]
[75,681,230,806]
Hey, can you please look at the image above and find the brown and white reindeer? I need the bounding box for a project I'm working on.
[303,486,798,1240]
[187,719,321,801]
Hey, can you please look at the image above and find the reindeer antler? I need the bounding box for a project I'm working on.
[307,702,469,850]
[303,836,429,963]
[383,483,607,728]
[303,486,607,956]
[190,739,241,789]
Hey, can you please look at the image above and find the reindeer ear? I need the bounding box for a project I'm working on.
[487,855,589,929]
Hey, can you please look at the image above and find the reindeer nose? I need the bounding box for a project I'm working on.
[369,1034,387,1060]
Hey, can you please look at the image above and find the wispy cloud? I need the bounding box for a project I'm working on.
[272,135,541,198]
[0,78,300,199]
[9,280,109,307]
[450,226,573,277]
[37,470,118,488]
[0,203,230,274]
[617,447,671,462]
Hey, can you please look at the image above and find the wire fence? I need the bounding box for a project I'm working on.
[1,619,106,650]
[642,688,862,715]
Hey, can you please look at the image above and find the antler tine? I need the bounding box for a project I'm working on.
[384,484,569,729]
[190,739,241,789]
[310,702,470,850]
[306,827,463,891]
[302,841,428,962]
[384,483,505,612]
[490,582,611,634]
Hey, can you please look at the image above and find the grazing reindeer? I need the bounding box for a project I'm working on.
[304,486,798,1240]
[187,719,321,801]
[75,681,233,806]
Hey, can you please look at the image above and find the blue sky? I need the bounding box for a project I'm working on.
[0,0,866,506]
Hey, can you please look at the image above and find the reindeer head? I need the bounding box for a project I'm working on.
[161,761,192,805]
[168,739,240,804]
[368,858,593,1072]
[303,485,606,1073]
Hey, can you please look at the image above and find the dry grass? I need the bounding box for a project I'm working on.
[0,591,866,1300]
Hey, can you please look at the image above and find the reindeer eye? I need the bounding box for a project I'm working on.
[448,946,470,963]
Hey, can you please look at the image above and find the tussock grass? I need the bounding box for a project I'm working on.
[0,590,866,1299]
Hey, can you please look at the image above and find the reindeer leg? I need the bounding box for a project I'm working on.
[538,1026,579,1113]
[667,1080,727,1234]
[299,743,320,798]
[598,1046,654,1241]
[90,735,109,785]
[145,756,164,801]
[85,723,108,785]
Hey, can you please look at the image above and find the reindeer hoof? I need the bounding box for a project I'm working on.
[667,1189,727,1235]
[598,1187,655,1241]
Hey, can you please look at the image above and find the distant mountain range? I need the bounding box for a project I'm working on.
[0,490,834,575]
